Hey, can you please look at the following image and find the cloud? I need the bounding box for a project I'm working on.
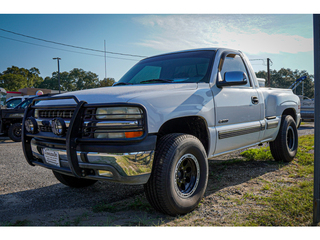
[133,15,313,55]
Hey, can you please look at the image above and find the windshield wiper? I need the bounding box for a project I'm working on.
[113,82,133,86]
[140,79,173,84]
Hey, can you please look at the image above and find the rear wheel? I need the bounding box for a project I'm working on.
[53,171,97,188]
[270,115,298,162]
[8,123,22,142]
[144,133,208,216]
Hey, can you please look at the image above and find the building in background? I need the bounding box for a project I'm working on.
[6,88,65,100]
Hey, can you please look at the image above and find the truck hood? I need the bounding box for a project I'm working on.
[37,83,198,106]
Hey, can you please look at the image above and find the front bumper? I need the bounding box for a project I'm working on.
[29,135,156,184]
[22,95,156,185]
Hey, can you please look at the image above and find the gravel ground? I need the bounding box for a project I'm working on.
[0,139,144,225]
[298,121,315,136]
[0,122,314,226]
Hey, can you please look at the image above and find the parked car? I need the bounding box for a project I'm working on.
[6,95,35,109]
[21,48,300,215]
[0,87,7,109]
[0,94,54,141]
[299,95,314,121]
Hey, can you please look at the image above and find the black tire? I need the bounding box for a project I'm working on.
[53,171,97,188]
[8,123,22,142]
[144,133,208,216]
[270,115,298,162]
[297,119,302,129]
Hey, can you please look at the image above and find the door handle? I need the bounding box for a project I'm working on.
[251,96,259,104]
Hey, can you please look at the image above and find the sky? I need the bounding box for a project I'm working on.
[0,10,315,83]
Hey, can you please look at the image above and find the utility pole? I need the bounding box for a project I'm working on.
[267,58,271,87]
[313,14,320,225]
[53,57,61,94]
[104,40,107,79]
[249,58,272,87]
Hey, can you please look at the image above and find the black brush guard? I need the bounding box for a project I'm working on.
[22,95,150,179]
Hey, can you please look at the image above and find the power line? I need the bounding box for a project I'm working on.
[0,27,147,58]
[249,58,273,67]
[0,35,140,62]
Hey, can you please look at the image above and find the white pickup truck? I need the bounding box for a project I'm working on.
[22,48,300,216]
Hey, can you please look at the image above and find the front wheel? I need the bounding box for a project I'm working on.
[53,171,97,188]
[8,123,22,142]
[144,133,208,216]
[270,115,298,162]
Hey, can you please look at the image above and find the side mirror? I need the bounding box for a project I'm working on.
[216,71,248,88]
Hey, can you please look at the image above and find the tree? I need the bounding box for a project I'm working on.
[256,68,314,98]
[69,68,100,90]
[37,76,58,90]
[28,67,44,88]
[0,73,28,91]
[0,66,116,92]
[59,71,75,91]
[40,71,76,91]
[2,66,44,89]
[99,78,115,87]
[41,68,101,92]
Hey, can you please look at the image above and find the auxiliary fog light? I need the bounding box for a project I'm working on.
[98,170,113,177]
[25,117,38,134]
[50,118,66,136]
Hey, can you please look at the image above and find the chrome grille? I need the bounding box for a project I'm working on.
[39,109,74,119]
[36,108,76,134]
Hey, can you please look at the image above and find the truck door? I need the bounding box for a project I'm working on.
[212,51,262,154]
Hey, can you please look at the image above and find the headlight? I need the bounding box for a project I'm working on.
[96,107,142,120]
[34,109,39,118]
[85,106,144,140]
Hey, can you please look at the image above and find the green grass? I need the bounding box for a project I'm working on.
[93,203,118,213]
[240,146,273,161]
[243,180,313,226]
[239,135,315,226]
[261,183,271,191]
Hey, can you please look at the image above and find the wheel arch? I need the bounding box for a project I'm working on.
[157,116,210,156]
[282,108,297,123]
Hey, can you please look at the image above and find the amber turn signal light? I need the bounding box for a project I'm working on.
[125,131,143,138]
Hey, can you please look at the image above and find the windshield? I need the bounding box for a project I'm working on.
[6,98,22,108]
[15,97,44,109]
[15,98,33,109]
[116,50,215,85]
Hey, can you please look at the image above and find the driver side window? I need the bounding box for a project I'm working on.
[220,54,251,87]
